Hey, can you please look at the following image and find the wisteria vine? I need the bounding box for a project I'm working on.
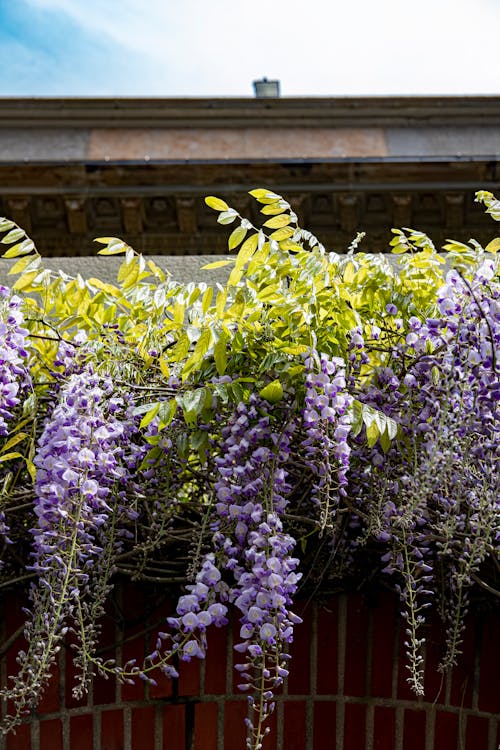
[0,191,498,749]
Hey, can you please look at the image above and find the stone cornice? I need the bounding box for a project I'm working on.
[2,96,500,129]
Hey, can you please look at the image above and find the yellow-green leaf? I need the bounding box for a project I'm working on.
[173,300,185,325]
[201,287,213,314]
[270,227,294,241]
[1,228,25,245]
[214,333,228,374]
[1,432,28,454]
[193,328,212,361]
[228,225,248,251]
[249,189,281,204]
[140,402,161,429]
[97,242,127,255]
[8,254,38,275]
[279,239,303,254]
[2,240,34,258]
[94,236,124,245]
[343,261,355,283]
[259,380,283,403]
[87,278,121,296]
[235,233,259,271]
[485,238,500,254]
[147,259,166,280]
[260,203,288,216]
[26,458,36,481]
[159,357,170,378]
[216,289,227,317]
[366,420,379,447]
[227,266,243,286]
[263,214,291,229]
[12,271,40,290]
[217,209,238,225]
[0,451,23,462]
[205,196,229,212]
[202,259,234,270]
[171,332,190,362]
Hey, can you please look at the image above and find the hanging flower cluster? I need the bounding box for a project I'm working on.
[0,287,29,437]
[1,366,143,729]
[0,287,31,550]
[302,352,353,530]
[0,190,498,749]
[347,259,499,692]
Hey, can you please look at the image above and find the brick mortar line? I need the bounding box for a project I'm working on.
[425,707,435,750]
[306,603,317,750]
[30,694,500,717]
[123,705,131,750]
[364,606,374,750]
[154,703,162,750]
[487,717,497,750]
[395,706,404,750]
[30,717,39,750]
[336,594,347,750]
[93,710,100,750]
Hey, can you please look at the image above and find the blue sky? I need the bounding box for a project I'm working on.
[1,0,500,97]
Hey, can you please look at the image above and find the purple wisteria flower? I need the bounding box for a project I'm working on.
[1,366,144,728]
[0,286,31,553]
[301,351,353,528]
[0,286,30,436]
[166,392,302,749]
[347,260,500,690]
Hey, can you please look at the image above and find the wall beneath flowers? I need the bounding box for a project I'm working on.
[1,586,498,750]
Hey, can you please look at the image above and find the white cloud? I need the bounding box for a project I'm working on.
[21,0,500,95]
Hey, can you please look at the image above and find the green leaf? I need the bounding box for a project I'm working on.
[259,379,283,403]
[366,420,379,448]
[140,402,161,428]
[379,428,391,454]
[157,399,177,429]
[386,416,398,440]
[214,333,228,374]
[181,388,208,425]
[0,218,15,232]
[193,328,212,361]
[350,400,363,438]
[171,332,191,362]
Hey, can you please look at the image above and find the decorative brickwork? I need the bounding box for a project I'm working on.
[1,588,498,749]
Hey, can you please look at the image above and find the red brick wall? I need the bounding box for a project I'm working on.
[1,588,498,749]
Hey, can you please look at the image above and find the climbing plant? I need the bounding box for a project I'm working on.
[0,189,498,749]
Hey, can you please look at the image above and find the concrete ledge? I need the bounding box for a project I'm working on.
[1,96,500,129]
